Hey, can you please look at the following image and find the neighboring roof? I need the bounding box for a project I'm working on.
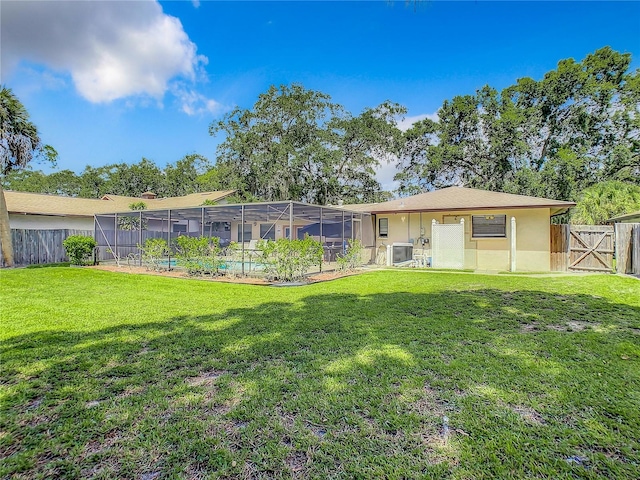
[607,210,640,223]
[5,190,236,217]
[343,187,576,215]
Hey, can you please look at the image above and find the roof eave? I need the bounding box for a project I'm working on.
[368,204,576,215]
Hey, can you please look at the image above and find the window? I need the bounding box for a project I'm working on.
[211,222,230,233]
[285,227,305,240]
[237,223,252,242]
[472,215,506,238]
[173,223,187,233]
[260,223,276,241]
[378,218,389,238]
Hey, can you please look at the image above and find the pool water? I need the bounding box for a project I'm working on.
[158,259,264,271]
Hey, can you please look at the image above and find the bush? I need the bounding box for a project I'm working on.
[174,236,222,276]
[258,237,323,282]
[138,238,169,271]
[62,235,97,266]
[336,239,364,272]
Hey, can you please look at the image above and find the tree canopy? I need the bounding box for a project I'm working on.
[2,154,212,199]
[571,181,640,224]
[4,47,639,222]
[210,84,405,204]
[1,86,58,266]
[396,47,640,201]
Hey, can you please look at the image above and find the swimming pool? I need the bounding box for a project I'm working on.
[158,259,264,271]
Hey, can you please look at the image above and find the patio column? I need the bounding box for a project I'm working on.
[510,216,517,272]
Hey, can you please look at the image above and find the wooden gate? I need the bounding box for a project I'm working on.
[568,225,614,273]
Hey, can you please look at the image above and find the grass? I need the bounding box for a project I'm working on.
[1,268,639,479]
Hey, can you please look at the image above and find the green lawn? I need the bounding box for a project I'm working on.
[1,268,639,479]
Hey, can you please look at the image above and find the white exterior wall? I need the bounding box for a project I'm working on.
[9,214,94,231]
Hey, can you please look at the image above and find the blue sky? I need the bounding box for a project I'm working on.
[2,1,639,190]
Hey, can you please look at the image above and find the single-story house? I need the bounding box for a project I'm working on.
[4,190,236,231]
[607,210,640,224]
[5,186,575,272]
[344,187,575,272]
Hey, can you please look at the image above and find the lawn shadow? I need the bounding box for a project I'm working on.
[2,288,639,479]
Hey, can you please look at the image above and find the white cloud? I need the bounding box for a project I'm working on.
[2,0,208,105]
[173,85,226,116]
[396,112,439,132]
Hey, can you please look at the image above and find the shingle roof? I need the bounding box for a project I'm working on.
[343,187,575,215]
[607,210,640,223]
[5,190,236,217]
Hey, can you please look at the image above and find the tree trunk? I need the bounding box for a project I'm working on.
[0,184,14,267]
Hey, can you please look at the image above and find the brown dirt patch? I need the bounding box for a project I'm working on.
[547,321,597,332]
[286,450,308,474]
[520,323,539,333]
[186,370,228,387]
[89,264,365,285]
[509,404,545,425]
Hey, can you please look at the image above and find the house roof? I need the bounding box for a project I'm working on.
[343,187,575,215]
[5,190,236,217]
[607,210,640,223]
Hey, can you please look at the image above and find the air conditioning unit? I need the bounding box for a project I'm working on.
[390,242,413,265]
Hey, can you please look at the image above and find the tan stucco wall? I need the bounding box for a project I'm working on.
[230,221,311,242]
[9,214,94,231]
[374,208,551,271]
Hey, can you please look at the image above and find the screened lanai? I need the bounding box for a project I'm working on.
[94,201,374,274]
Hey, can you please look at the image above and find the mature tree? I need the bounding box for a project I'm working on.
[77,165,115,198]
[571,181,640,224]
[105,159,164,197]
[0,86,57,266]
[2,155,217,200]
[396,47,639,201]
[163,154,210,197]
[210,84,405,204]
[1,169,50,192]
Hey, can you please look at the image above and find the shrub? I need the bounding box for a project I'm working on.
[62,235,97,265]
[258,237,323,282]
[138,238,169,271]
[336,239,364,272]
[174,236,222,276]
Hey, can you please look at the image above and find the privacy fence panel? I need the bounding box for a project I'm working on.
[551,224,638,274]
[615,223,633,274]
[1,229,93,267]
[550,224,569,272]
[431,221,464,269]
[614,223,640,275]
[568,225,614,273]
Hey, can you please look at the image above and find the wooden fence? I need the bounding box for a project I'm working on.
[615,223,640,275]
[551,223,639,274]
[550,224,569,272]
[0,229,93,267]
[568,225,614,272]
